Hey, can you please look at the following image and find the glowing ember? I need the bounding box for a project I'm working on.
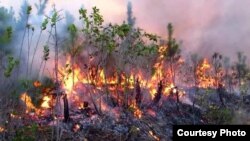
[149,130,160,141]
[20,93,37,113]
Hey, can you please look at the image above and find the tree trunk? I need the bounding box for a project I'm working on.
[135,78,142,106]
[217,84,225,106]
[63,94,70,122]
[153,81,163,105]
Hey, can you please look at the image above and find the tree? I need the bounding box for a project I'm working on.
[212,52,223,87]
[235,52,248,89]
[0,6,15,52]
[0,6,15,34]
[165,23,181,85]
[212,52,225,106]
[127,1,135,27]
[223,57,234,93]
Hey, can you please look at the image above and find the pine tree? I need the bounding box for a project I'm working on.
[127,1,135,27]
[165,23,181,85]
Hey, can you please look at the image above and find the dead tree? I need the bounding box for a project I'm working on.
[135,78,142,106]
[174,87,179,103]
[217,83,225,106]
[63,94,70,122]
[153,81,163,105]
[170,86,180,111]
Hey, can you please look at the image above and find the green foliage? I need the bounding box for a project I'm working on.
[206,106,233,124]
[20,79,32,90]
[51,12,58,26]
[4,55,19,77]
[13,124,38,141]
[92,7,104,26]
[79,8,89,31]
[43,45,50,61]
[68,23,77,39]
[41,18,49,30]
[144,33,158,42]
[113,23,131,38]
[0,26,12,44]
[0,6,16,31]
[165,23,180,58]
[26,5,32,15]
[0,6,15,45]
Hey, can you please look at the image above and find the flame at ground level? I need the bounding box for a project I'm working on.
[20,93,37,113]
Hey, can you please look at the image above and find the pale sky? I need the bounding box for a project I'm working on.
[1,0,250,59]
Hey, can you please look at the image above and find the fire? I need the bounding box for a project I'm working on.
[148,46,166,99]
[0,126,5,133]
[130,101,142,119]
[41,96,51,109]
[149,130,160,141]
[196,59,215,88]
[20,93,37,113]
[17,45,187,117]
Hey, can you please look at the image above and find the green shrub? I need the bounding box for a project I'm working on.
[206,105,233,124]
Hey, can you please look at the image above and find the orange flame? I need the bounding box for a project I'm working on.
[149,130,160,141]
[0,126,5,133]
[130,101,142,119]
[196,59,215,88]
[20,93,37,113]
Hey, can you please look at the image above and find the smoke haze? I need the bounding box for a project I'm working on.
[1,0,250,61]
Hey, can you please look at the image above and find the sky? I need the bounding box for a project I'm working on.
[1,0,250,61]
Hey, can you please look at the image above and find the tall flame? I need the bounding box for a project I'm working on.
[196,59,215,88]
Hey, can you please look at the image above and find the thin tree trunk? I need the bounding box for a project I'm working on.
[135,78,142,106]
[63,94,70,122]
[17,16,29,79]
[153,81,163,105]
[30,30,42,75]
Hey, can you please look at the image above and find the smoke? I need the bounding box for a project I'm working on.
[129,0,250,61]
[2,0,250,62]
